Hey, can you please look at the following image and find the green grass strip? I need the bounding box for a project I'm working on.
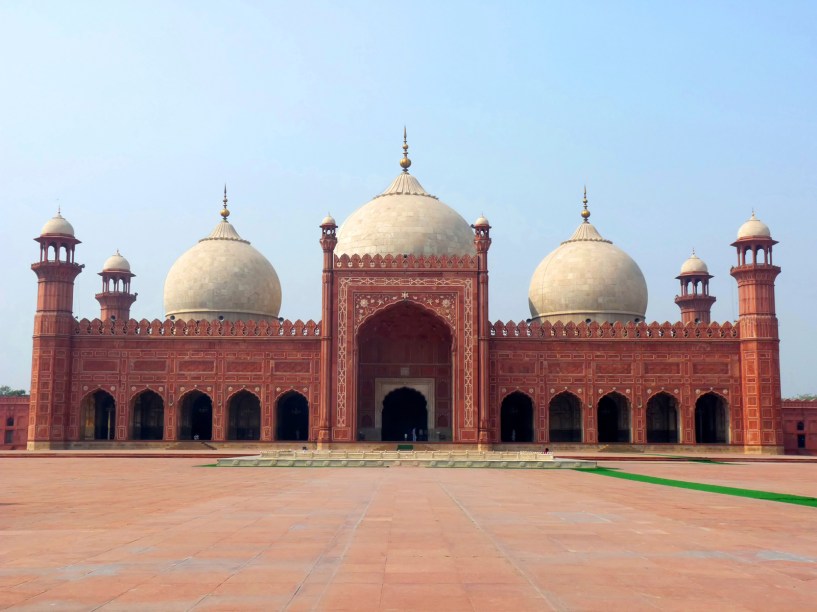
[577,467,817,507]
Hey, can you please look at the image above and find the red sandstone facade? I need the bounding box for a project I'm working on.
[26,207,787,453]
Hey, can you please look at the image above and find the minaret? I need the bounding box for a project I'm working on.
[95,250,136,321]
[473,213,492,444]
[318,211,337,446]
[674,250,716,324]
[729,212,782,452]
[29,211,83,449]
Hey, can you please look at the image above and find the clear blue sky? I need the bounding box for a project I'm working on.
[1,1,815,395]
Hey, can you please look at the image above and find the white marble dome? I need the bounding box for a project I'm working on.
[335,171,475,257]
[41,212,75,237]
[103,250,131,272]
[164,217,281,322]
[679,251,708,275]
[737,212,771,239]
[528,218,648,324]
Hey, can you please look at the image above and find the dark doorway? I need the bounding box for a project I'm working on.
[277,392,308,441]
[179,391,213,441]
[549,392,582,442]
[597,392,630,443]
[228,391,261,440]
[83,390,116,440]
[695,393,728,443]
[646,393,679,443]
[132,390,164,440]
[500,392,534,442]
[382,387,428,442]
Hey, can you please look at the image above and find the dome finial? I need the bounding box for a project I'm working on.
[580,185,590,222]
[221,184,230,219]
[399,126,412,173]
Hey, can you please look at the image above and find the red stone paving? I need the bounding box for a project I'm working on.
[1,457,816,611]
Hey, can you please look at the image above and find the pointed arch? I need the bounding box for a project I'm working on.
[382,386,429,442]
[227,389,261,441]
[695,392,729,444]
[597,392,631,443]
[131,389,164,440]
[646,391,679,443]
[177,389,213,441]
[549,391,582,442]
[79,388,116,441]
[500,391,534,442]
[276,390,308,441]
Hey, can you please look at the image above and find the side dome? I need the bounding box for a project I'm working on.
[679,251,708,274]
[41,212,75,237]
[737,212,771,239]
[163,201,281,322]
[335,138,474,257]
[528,201,648,324]
[103,250,131,272]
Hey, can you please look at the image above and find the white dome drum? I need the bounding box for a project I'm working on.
[40,212,75,237]
[528,197,648,324]
[737,212,771,239]
[163,198,281,322]
[102,250,131,272]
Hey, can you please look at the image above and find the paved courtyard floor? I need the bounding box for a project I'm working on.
[1,457,816,611]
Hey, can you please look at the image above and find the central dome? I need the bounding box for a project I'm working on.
[164,197,281,322]
[335,140,474,257]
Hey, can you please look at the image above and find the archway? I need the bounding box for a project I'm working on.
[356,301,453,442]
[549,392,582,442]
[597,392,630,443]
[179,391,213,441]
[228,390,261,440]
[132,390,164,440]
[500,392,534,442]
[695,393,728,444]
[382,387,428,442]
[81,390,116,440]
[646,392,679,443]
[277,391,308,441]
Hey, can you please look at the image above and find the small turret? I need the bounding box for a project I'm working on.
[675,250,716,324]
[95,250,137,321]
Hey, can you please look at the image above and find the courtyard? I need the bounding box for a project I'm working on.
[1,456,816,611]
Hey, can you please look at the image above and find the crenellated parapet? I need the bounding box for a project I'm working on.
[490,319,738,340]
[74,318,321,337]
[334,253,479,270]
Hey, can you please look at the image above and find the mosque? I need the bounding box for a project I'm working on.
[26,135,786,452]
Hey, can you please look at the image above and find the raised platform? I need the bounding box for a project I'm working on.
[215,449,596,469]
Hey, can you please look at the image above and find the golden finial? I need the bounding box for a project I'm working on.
[580,185,590,222]
[221,184,230,219]
[399,126,412,173]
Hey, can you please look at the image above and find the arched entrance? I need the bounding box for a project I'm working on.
[695,393,728,443]
[356,301,453,442]
[597,392,631,443]
[81,389,116,440]
[132,390,164,440]
[500,392,534,442]
[277,391,308,441]
[549,392,582,442]
[646,392,679,443]
[228,390,260,441]
[179,391,213,441]
[382,387,428,442]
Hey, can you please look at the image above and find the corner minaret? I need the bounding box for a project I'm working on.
[29,211,84,449]
[730,212,782,452]
[95,251,137,321]
[675,250,716,324]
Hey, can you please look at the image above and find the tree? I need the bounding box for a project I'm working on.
[787,393,817,401]
[0,386,27,396]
